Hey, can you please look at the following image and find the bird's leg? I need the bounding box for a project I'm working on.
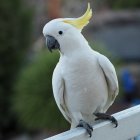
[94,112,118,127]
[76,120,93,137]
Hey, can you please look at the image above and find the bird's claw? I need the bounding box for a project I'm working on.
[77,120,93,137]
[94,112,118,127]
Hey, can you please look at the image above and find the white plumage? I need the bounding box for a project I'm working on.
[52,45,118,128]
[43,3,119,136]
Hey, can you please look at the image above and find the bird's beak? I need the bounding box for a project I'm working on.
[45,35,60,52]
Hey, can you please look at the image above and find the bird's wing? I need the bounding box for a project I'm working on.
[97,53,119,111]
[52,63,71,123]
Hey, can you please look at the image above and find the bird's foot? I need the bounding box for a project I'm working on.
[94,112,118,127]
[76,120,93,137]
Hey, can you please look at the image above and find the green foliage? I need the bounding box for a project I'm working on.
[13,51,69,130]
[0,0,32,132]
[106,0,140,9]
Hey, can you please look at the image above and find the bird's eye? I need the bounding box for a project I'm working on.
[58,31,63,35]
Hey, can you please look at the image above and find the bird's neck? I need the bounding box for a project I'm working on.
[60,36,91,57]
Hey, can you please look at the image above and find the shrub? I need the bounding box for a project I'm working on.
[0,0,32,134]
[13,51,69,130]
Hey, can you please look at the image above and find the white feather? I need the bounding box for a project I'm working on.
[43,18,119,128]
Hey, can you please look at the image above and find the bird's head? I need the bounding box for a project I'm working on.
[43,3,92,54]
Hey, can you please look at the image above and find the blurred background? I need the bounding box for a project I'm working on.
[0,0,140,139]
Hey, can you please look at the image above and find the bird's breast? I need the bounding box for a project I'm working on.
[60,55,108,114]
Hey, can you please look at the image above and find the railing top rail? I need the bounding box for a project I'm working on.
[45,105,140,140]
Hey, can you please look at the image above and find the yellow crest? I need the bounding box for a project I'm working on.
[63,3,92,30]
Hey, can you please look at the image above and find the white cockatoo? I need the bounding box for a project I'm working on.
[43,3,119,137]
